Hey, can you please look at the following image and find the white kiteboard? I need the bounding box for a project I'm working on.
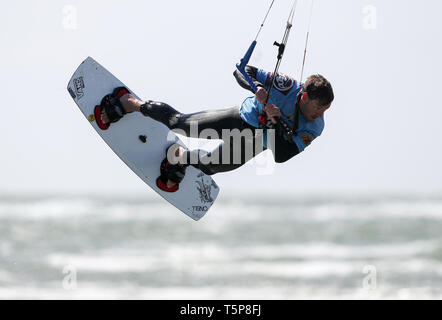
[67,57,219,221]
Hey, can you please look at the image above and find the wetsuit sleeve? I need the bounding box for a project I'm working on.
[233,65,296,95]
[233,65,266,93]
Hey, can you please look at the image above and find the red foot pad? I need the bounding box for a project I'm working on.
[94,105,110,130]
[115,88,130,99]
[156,177,179,193]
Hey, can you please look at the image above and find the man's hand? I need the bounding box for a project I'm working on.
[256,87,281,124]
[256,87,269,104]
[263,104,281,124]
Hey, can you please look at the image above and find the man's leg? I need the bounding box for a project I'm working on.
[270,131,300,163]
[103,95,265,176]
[140,100,264,175]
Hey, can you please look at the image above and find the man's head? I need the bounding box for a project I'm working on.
[299,74,334,122]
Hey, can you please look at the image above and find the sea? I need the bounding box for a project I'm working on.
[0,192,441,300]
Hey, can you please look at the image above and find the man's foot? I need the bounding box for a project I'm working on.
[157,144,189,192]
[165,144,187,188]
[100,91,144,125]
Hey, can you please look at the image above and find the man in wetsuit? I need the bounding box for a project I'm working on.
[96,65,334,191]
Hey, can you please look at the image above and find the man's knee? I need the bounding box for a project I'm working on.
[274,154,292,164]
[143,101,182,128]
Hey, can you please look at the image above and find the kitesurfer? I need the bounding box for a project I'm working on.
[96,66,333,191]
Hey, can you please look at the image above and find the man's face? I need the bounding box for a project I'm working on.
[299,94,331,122]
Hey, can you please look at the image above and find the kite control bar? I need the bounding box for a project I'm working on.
[236,41,259,93]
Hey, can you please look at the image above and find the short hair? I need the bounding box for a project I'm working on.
[303,74,334,106]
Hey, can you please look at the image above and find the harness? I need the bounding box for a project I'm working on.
[271,88,302,143]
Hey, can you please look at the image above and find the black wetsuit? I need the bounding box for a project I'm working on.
[140,66,300,176]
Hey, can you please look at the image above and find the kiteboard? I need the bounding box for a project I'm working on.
[67,57,219,221]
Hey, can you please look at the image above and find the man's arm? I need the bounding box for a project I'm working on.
[233,65,264,93]
[234,66,296,96]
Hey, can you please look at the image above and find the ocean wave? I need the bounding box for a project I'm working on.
[0,282,440,300]
[1,194,442,221]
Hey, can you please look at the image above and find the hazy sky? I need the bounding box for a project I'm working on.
[1,0,441,196]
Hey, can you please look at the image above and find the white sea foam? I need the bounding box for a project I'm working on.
[44,240,442,281]
[0,197,178,221]
[2,196,442,222]
[298,201,442,221]
[2,194,442,299]
[0,283,440,300]
[0,198,96,218]
[47,251,159,273]
[233,241,440,260]
[0,270,14,282]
